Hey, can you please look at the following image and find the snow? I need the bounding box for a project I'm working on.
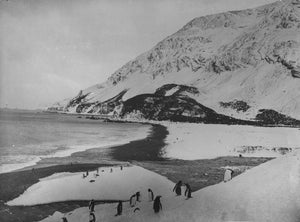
[163,122,300,159]
[164,86,180,96]
[40,151,300,222]
[7,120,300,221]
[7,165,175,206]
[52,0,300,120]
[58,1,300,119]
[39,1,300,220]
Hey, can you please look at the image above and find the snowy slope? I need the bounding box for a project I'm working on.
[39,151,300,222]
[51,0,300,121]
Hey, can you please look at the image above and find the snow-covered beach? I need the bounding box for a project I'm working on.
[25,150,300,222]
[2,121,300,222]
[2,0,300,221]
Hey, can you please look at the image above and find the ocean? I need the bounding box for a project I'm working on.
[0,110,151,173]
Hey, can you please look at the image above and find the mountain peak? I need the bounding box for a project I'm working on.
[51,0,300,122]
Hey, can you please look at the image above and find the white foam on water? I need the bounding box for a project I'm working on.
[0,156,41,174]
[0,111,152,174]
[0,132,149,174]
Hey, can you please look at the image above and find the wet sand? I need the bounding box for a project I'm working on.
[108,123,168,161]
[0,123,273,222]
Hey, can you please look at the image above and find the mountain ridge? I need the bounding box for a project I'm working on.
[49,0,300,124]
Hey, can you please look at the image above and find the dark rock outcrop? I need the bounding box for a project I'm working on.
[255,109,300,125]
[219,100,251,112]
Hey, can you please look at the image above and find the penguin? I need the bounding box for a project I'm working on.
[89,212,96,222]
[129,194,136,207]
[115,201,122,216]
[136,191,141,202]
[153,196,162,213]
[173,180,182,196]
[148,188,154,201]
[89,199,95,212]
[184,183,192,199]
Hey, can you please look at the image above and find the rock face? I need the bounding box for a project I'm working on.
[255,109,300,125]
[219,100,251,112]
[50,0,300,122]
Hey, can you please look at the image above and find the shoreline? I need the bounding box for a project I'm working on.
[0,121,154,175]
[43,108,300,128]
[2,111,298,175]
[0,123,168,222]
[108,123,169,161]
[18,123,168,171]
[0,122,275,222]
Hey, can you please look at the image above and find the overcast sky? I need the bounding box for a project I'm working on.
[0,0,277,109]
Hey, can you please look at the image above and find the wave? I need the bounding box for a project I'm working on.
[0,127,151,174]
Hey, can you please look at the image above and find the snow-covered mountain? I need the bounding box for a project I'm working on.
[50,0,300,124]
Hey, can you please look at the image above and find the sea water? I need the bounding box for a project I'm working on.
[0,110,151,173]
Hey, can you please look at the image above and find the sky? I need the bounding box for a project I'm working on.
[0,0,277,109]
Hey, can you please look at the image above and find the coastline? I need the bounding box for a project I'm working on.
[108,123,169,161]
[0,120,153,175]
[0,122,275,222]
[0,123,167,222]
[14,123,166,172]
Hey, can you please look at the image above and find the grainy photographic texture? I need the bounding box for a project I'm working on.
[0,0,300,222]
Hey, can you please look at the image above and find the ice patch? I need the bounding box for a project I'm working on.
[7,165,175,206]
[165,86,180,96]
